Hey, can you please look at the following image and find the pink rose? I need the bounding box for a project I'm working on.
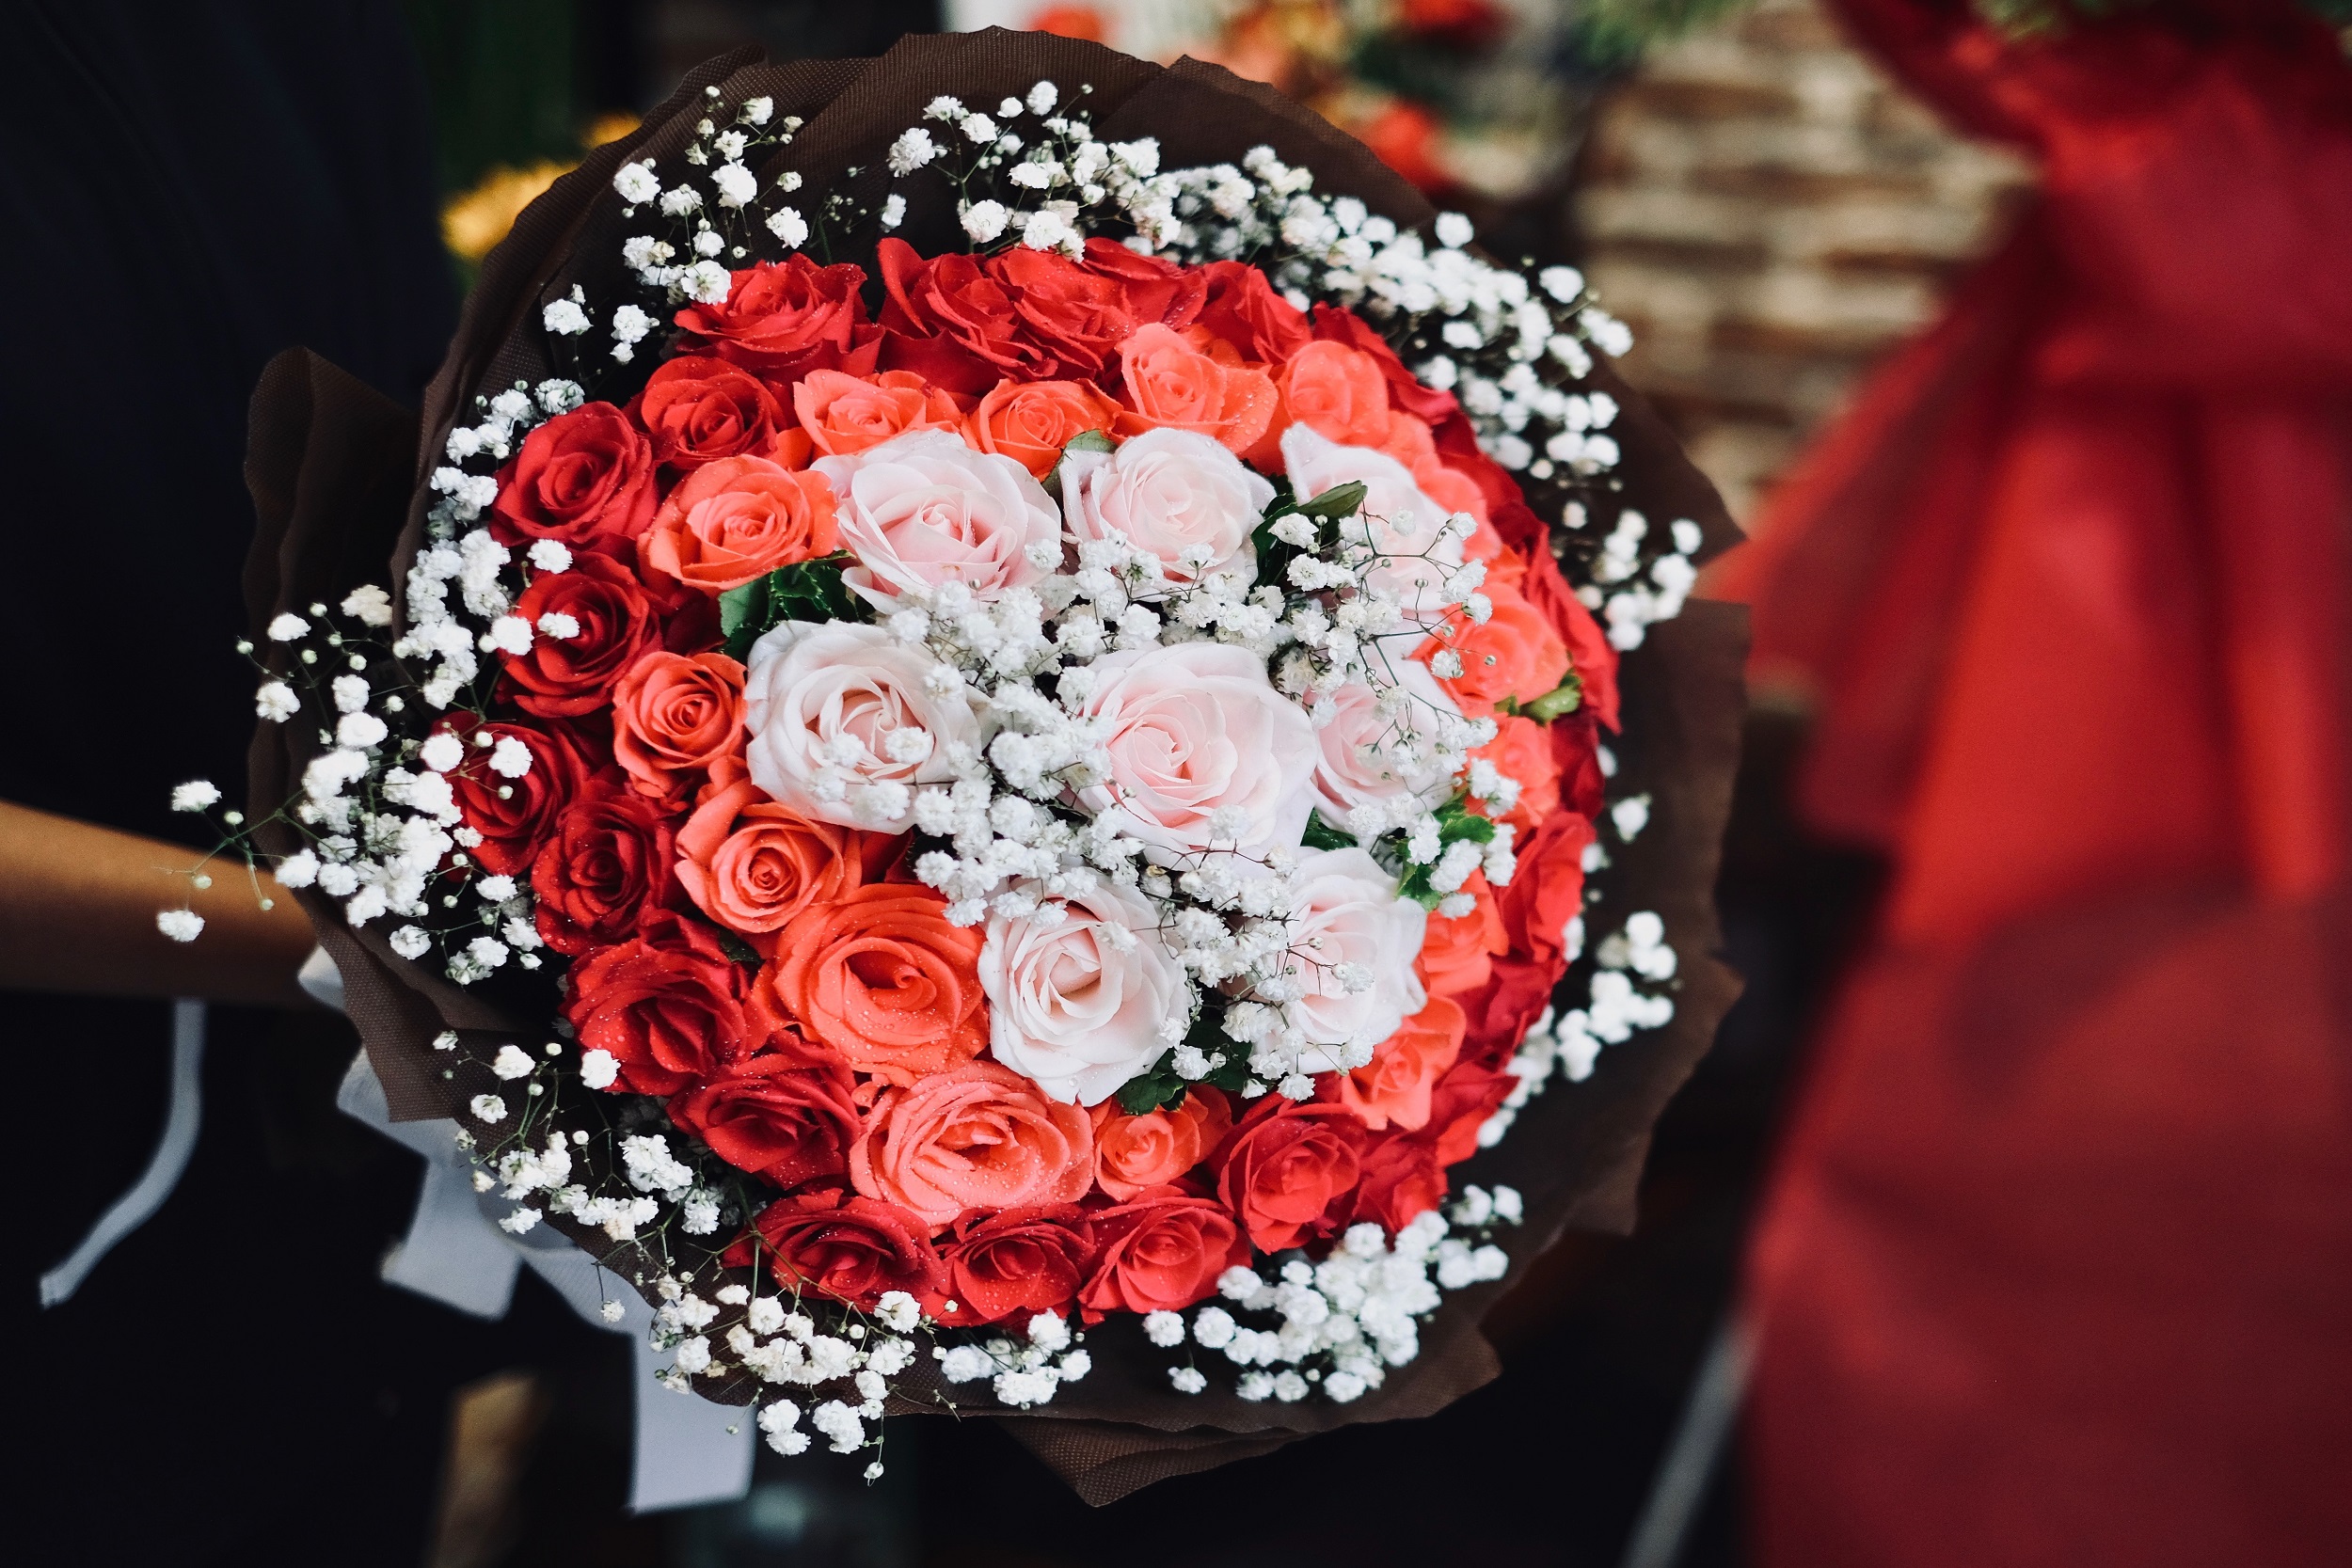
[1060,427,1275,587]
[1071,642,1317,865]
[849,1060,1094,1232]
[980,879,1189,1106]
[1310,659,1465,824]
[1283,847,1428,1071]
[741,620,983,832]
[811,429,1060,607]
[1281,424,1466,614]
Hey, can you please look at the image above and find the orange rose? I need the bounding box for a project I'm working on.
[1273,339,1396,450]
[765,884,987,1084]
[674,760,899,954]
[1337,995,1467,1132]
[638,453,838,594]
[850,1060,1093,1231]
[1088,1088,1233,1201]
[1417,579,1570,716]
[1112,324,1277,455]
[1415,872,1507,997]
[964,377,1121,478]
[792,368,961,457]
[610,649,744,803]
[1470,714,1562,833]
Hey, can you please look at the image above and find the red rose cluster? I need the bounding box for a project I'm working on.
[457,243,1617,1325]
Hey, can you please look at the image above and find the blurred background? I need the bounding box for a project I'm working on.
[382,3,2031,1564]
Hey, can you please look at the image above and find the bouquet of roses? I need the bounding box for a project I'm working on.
[191,31,1742,1500]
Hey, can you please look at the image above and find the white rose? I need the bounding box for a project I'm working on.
[1281,424,1466,614]
[742,620,983,831]
[1073,642,1316,865]
[1061,427,1274,586]
[1282,847,1427,1070]
[981,880,1187,1105]
[813,429,1060,607]
[1311,659,1464,821]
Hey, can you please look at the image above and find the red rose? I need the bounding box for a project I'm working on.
[502,551,660,718]
[994,247,1135,379]
[724,1188,946,1307]
[1553,706,1607,822]
[1518,534,1621,732]
[1193,260,1312,364]
[1464,808,1595,1064]
[436,715,595,876]
[1210,1098,1368,1253]
[1349,1132,1447,1232]
[1074,238,1206,333]
[631,355,787,470]
[668,1036,859,1188]
[1077,1187,1249,1319]
[673,256,878,380]
[877,239,1051,394]
[488,402,657,550]
[563,909,771,1095]
[529,778,678,955]
[926,1206,1098,1326]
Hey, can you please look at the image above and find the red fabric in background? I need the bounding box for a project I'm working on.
[1716,2,2352,1561]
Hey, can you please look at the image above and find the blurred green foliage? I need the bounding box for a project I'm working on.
[403,0,587,195]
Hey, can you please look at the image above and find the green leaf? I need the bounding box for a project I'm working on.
[719,553,870,660]
[1300,810,1357,850]
[717,576,769,642]
[715,929,762,967]
[1061,428,1115,456]
[1294,480,1368,521]
[1525,675,1583,722]
[1116,1055,1189,1116]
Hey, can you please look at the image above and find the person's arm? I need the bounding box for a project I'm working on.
[0,800,318,1007]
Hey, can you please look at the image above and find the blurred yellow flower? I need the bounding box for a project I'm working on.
[440,114,642,264]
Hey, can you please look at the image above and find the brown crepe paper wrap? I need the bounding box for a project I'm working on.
[244,29,1747,1506]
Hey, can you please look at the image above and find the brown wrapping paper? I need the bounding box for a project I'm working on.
[244,28,1746,1506]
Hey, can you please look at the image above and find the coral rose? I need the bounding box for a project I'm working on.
[964,377,1121,478]
[1265,339,1397,457]
[1417,872,1506,998]
[1089,1088,1232,1201]
[489,402,658,550]
[529,777,677,956]
[633,355,786,470]
[1349,1133,1447,1232]
[1518,531,1621,731]
[981,879,1188,1106]
[793,369,962,457]
[812,429,1060,607]
[1310,302,1459,423]
[1112,324,1278,455]
[726,1189,946,1307]
[1211,1099,1369,1253]
[674,255,878,380]
[1060,427,1274,587]
[638,453,839,594]
[501,551,660,718]
[742,620,983,832]
[669,1037,860,1188]
[610,650,744,804]
[1282,847,1429,1071]
[1071,641,1318,866]
[1418,579,1570,718]
[767,884,987,1084]
[1078,1188,1249,1319]
[1337,996,1467,1133]
[850,1060,1093,1231]
[563,910,772,1095]
[435,715,593,876]
[674,761,899,953]
[927,1206,1098,1326]
[1470,713,1562,833]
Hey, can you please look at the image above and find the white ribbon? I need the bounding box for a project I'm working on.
[305,947,754,1513]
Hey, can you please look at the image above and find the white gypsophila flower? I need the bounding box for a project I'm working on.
[681,260,730,304]
[266,611,309,641]
[880,193,907,230]
[876,1291,920,1333]
[389,926,431,959]
[1143,1311,1185,1348]
[711,161,757,207]
[580,1049,620,1090]
[961,199,1009,244]
[488,736,534,777]
[659,183,702,216]
[156,909,204,942]
[888,127,938,174]
[341,584,394,626]
[1027,80,1057,116]
[254,681,299,722]
[767,206,809,248]
[491,1044,535,1080]
[1169,1366,1207,1394]
[274,848,319,888]
[418,731,465,773]
[542,298,590,336]
[527,538,573,573]
[170,781,221,812]
[613,161,660,203]
[336,712,389,750]
[469,1094,507,1124]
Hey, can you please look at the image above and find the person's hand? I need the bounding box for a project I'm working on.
[0,800,318,1006]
